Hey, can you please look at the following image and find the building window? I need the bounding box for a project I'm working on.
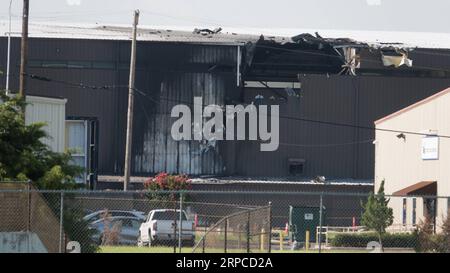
[402,198,407,226]
[65,120,88,183]
[288,158,305,176]
[412,198,417,226]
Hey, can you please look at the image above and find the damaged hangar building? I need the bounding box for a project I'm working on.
[1,23,450,190]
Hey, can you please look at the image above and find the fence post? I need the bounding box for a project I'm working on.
[279,231,283,251]
[59,191,64,253]
[27,181,31,253]
[224,219,228,253]
[305,230,310,251]
[318,193,323,253]
[246,210,251,253]
[27,181,31,231]
[268,202,272,253]
[178,193,183,253]
[173,195,177,253]
[202,224,206,253]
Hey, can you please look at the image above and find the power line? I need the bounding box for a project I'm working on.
[132,86,377,148]
[18,73,450,140]
[132,87,450,140]
[255,44,450,74]
[24,73,128,90]
[279,139,375,148]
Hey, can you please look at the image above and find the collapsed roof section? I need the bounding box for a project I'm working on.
[242,32,450,82]
[243,33,367,81]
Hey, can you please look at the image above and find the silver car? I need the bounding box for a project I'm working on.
[89,216,144,245]
[84,210,146,223]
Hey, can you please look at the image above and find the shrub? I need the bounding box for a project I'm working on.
[415,213,450,253]
[414,215,438,253]
[330,232,418,248]
[144,173,191,202]
[438,212,450,253]
[100,210,121,246]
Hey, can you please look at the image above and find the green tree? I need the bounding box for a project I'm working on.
[0,91,98,253]
[0,92,82,185]
[361,180,394,251]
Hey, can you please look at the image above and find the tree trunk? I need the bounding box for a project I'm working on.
[378,233,384,253]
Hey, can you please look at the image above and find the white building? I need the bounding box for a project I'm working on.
[25,95,67,153]
[375,87,450,231]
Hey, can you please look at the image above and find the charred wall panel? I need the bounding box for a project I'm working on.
[132,73,233,175]
[130,44,239,176]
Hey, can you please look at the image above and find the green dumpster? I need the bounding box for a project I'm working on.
[289,206,326,243]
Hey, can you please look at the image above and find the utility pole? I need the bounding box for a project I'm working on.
[6,0,13,94]
[19,0,29,98]
[123,10,139,191]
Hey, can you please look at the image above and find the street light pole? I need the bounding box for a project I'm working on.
[6,0,13,94]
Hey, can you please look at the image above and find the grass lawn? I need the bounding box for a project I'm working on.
[98,246,194,253]
[98,246,372,253]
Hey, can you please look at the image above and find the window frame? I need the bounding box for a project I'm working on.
[402,198,407,226]
[65,120,88,184]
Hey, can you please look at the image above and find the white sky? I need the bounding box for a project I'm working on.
[1,0,450,33]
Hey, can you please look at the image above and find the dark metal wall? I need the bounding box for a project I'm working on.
[0,37,240,177]
[129,44,240,176]
[1,38,127,176]
[239,75,450,179]
[2,37,450,180]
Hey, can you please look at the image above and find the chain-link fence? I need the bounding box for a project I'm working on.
[192,204,271,253]
[0,182,62,253]
[1,183,450,253]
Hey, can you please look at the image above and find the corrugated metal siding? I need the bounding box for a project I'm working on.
[131,44,239,175]
[2,36,450,179]
[237,75,450,179]
[23,68,122,175]
[0,37,124,175]
[25,96,66,153]
[0,37,239,176]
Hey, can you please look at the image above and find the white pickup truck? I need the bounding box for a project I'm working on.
[138,209,196,247]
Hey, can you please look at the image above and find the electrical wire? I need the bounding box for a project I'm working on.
[10,71,450,140]
[132,85,377,149]
[278,139,375,148]
[254,44,450,74]
[24,73,128,90]
[132,87,450,140]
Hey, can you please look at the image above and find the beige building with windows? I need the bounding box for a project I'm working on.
[375,87,450,231]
